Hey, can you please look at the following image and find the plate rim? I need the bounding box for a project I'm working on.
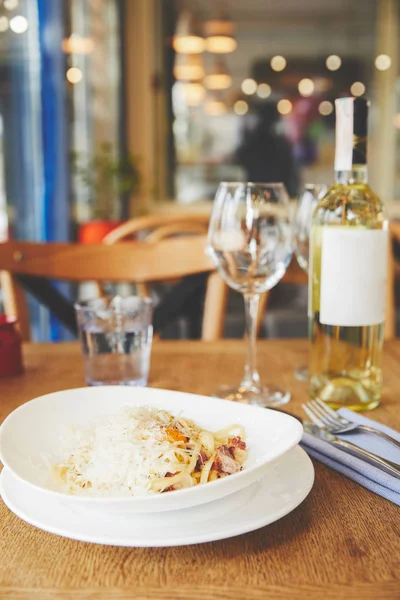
[0,445,315,547]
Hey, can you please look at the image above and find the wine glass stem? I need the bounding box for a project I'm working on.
[241,293,261,390]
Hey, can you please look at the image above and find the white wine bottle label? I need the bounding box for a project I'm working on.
[320,227,388,327]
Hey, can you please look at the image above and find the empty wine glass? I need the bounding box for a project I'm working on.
[208,182,293,407]
[293,183,327,381]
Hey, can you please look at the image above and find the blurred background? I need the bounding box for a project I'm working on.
[0,0,399,339]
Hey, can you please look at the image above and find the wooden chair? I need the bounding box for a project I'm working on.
[255,258,308,335]
[102,213,211,244]
[145,221,209,243]
[101,215,211,297]
[0,237,226,342]
[99,213,228,341]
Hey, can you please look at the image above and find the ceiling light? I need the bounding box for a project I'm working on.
[206,36,237,53]
[204,73,231,90]
[174,53,204,81]
[241,78,257,95]
[173,9,205,54]
[277,99,292,115]
[180,82,205,106]
[270,56,286,72]
[62,35,94,55]
[257,83,271,98]
[318,101,333,116]
[298,78,314,97]
[9,15,28,33]
[375,54,391,71]
[0,16,9,32]
[325,55,341,71]
[204,59,232,90]
[4,0,19,9]
[234,100,248,115]
[350,81,365,97]
[204,101,227,116]
[204,93,227,116]
[66,67,83,84]
[205,8,237,54]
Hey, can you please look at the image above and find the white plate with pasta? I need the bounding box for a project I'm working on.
[0,386,303,514]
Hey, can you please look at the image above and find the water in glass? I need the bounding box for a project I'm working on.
[75,296,153,386]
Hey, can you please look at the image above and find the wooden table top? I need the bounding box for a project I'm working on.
[0,340,399,600]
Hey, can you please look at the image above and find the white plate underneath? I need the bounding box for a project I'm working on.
[0,446,314,547]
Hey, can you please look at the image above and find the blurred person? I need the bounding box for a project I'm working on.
[235,102,299,197]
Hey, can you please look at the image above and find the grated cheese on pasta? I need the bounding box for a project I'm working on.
[53,406,247,497]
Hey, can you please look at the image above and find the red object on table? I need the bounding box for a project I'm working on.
[0,315,23,377]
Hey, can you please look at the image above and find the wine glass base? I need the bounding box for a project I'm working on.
[294,366,308,382]
[213,384,291,407]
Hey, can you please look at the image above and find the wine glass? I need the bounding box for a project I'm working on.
[293,183,327,381]
[208,182,293,407]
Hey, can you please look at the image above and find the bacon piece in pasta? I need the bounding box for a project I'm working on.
[212,445,242,476]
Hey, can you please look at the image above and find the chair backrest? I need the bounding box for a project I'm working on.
[147,222,228,341]
[0,237,217,341]
[256,258,308,335]
[102,213,211,244]
[100,214,228,342]
[145,221,209,243]
[123,220,210,297]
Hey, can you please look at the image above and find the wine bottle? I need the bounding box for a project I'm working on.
[309,97,389,411]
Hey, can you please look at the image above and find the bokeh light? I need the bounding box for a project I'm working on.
[375,54,391,71]
[298,78,314,97]
[0,17,9,32]
[234,100,249,115]
[350,81,366,97]
[270,55,286,72]
[241,78,257,95]
[4,0,19,9]
[9,15,28,34]
[66,67,83,84]
[325,55,341,71]
[277,99,292,115]
[318,101,333,116]
[257,83,271,98]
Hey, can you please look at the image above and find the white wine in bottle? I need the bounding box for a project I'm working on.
[309,97,388,411]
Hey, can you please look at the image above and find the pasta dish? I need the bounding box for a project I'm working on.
[53,406,247,497]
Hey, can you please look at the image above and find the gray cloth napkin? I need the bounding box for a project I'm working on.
[301,408,400,506]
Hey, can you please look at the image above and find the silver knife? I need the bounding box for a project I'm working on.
[304,423,400,480]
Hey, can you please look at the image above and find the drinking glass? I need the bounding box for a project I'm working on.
[75,295,153,386]
[293,183,327,381]
[208,182,293,406]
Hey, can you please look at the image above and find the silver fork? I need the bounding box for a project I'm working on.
[304,398,400,450]
[302,404,400,478]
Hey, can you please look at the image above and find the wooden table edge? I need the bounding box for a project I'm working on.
[1,582,399,600]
